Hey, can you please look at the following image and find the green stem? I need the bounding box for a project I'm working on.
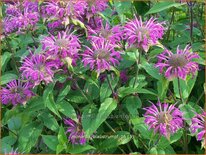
[177,78,188,153]
[2,125,17,137]
[106,73,115,96]
[153,134,161,146]
[133,50,141,88]
[193,91,204,106]
[166,7,175,41]
[177,77,184,104]
[73,79,93,105]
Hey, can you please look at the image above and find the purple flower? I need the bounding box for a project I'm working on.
[88,22,123,44]
[87,16,103,31]
[64,116,86,145]
[82,39,121,73]
[41,29,81,64]
[20,53,58,86]
[41,0,87,20]
[0,79,33,106]
[190,112,206,147]
[155,45,199,80]
[47,20,65,34]
[124,16,165,52]
[23,0,39,12]
[144,101,183,138]
[41,0,66,18]
[86,0,108,15]
[3,0,39,34]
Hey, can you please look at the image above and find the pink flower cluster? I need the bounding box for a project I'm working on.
[3,0,39,34]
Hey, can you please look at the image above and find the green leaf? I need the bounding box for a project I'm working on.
[84,81,99,100]
[179,104,195,124]
[2,136,17,146]
[157,77,170,100]
[149,147,158,154]
[124,96,142,116]
[113,1,132,23]
[42,135,58,151]
[71,18,88,36]
[82,104,98,136]
[131,117,152,140]
[18,122,43,153]
[1,141,12,154]
[38,111,59,132]
[136,88,157,96]
[58,126,67,147]
[84,98,117,137]
[8,116,21,131]
[1,52,11,72]
[66,90,87,103]
[133,1,150,15]
[56,144,65,154]
[68,144,96,154]
[56,84,70,103]
[46,93,62,119]
[100,75,119,102]
[146,2,184,15]
[97,131,132,151]
[1,73,18,85]
[169,130,183,144]
[173,74,197,99]
[57,100,77,122]
[25,97,45,114]
[117,86,137,98]
[141,61,161,80]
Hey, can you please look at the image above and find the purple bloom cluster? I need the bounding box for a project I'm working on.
[41,0,108,32]
[64,116,86,145]
[155,45,199,80]
[88,21,123,44]
[20,53,59,86]
[124,16,165,52]
[41,28,81,66]
[144,101,183,138]
[0,79,33,105]
[3,0,39,34]
[82,39,121,73]
[190,112,206,148]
